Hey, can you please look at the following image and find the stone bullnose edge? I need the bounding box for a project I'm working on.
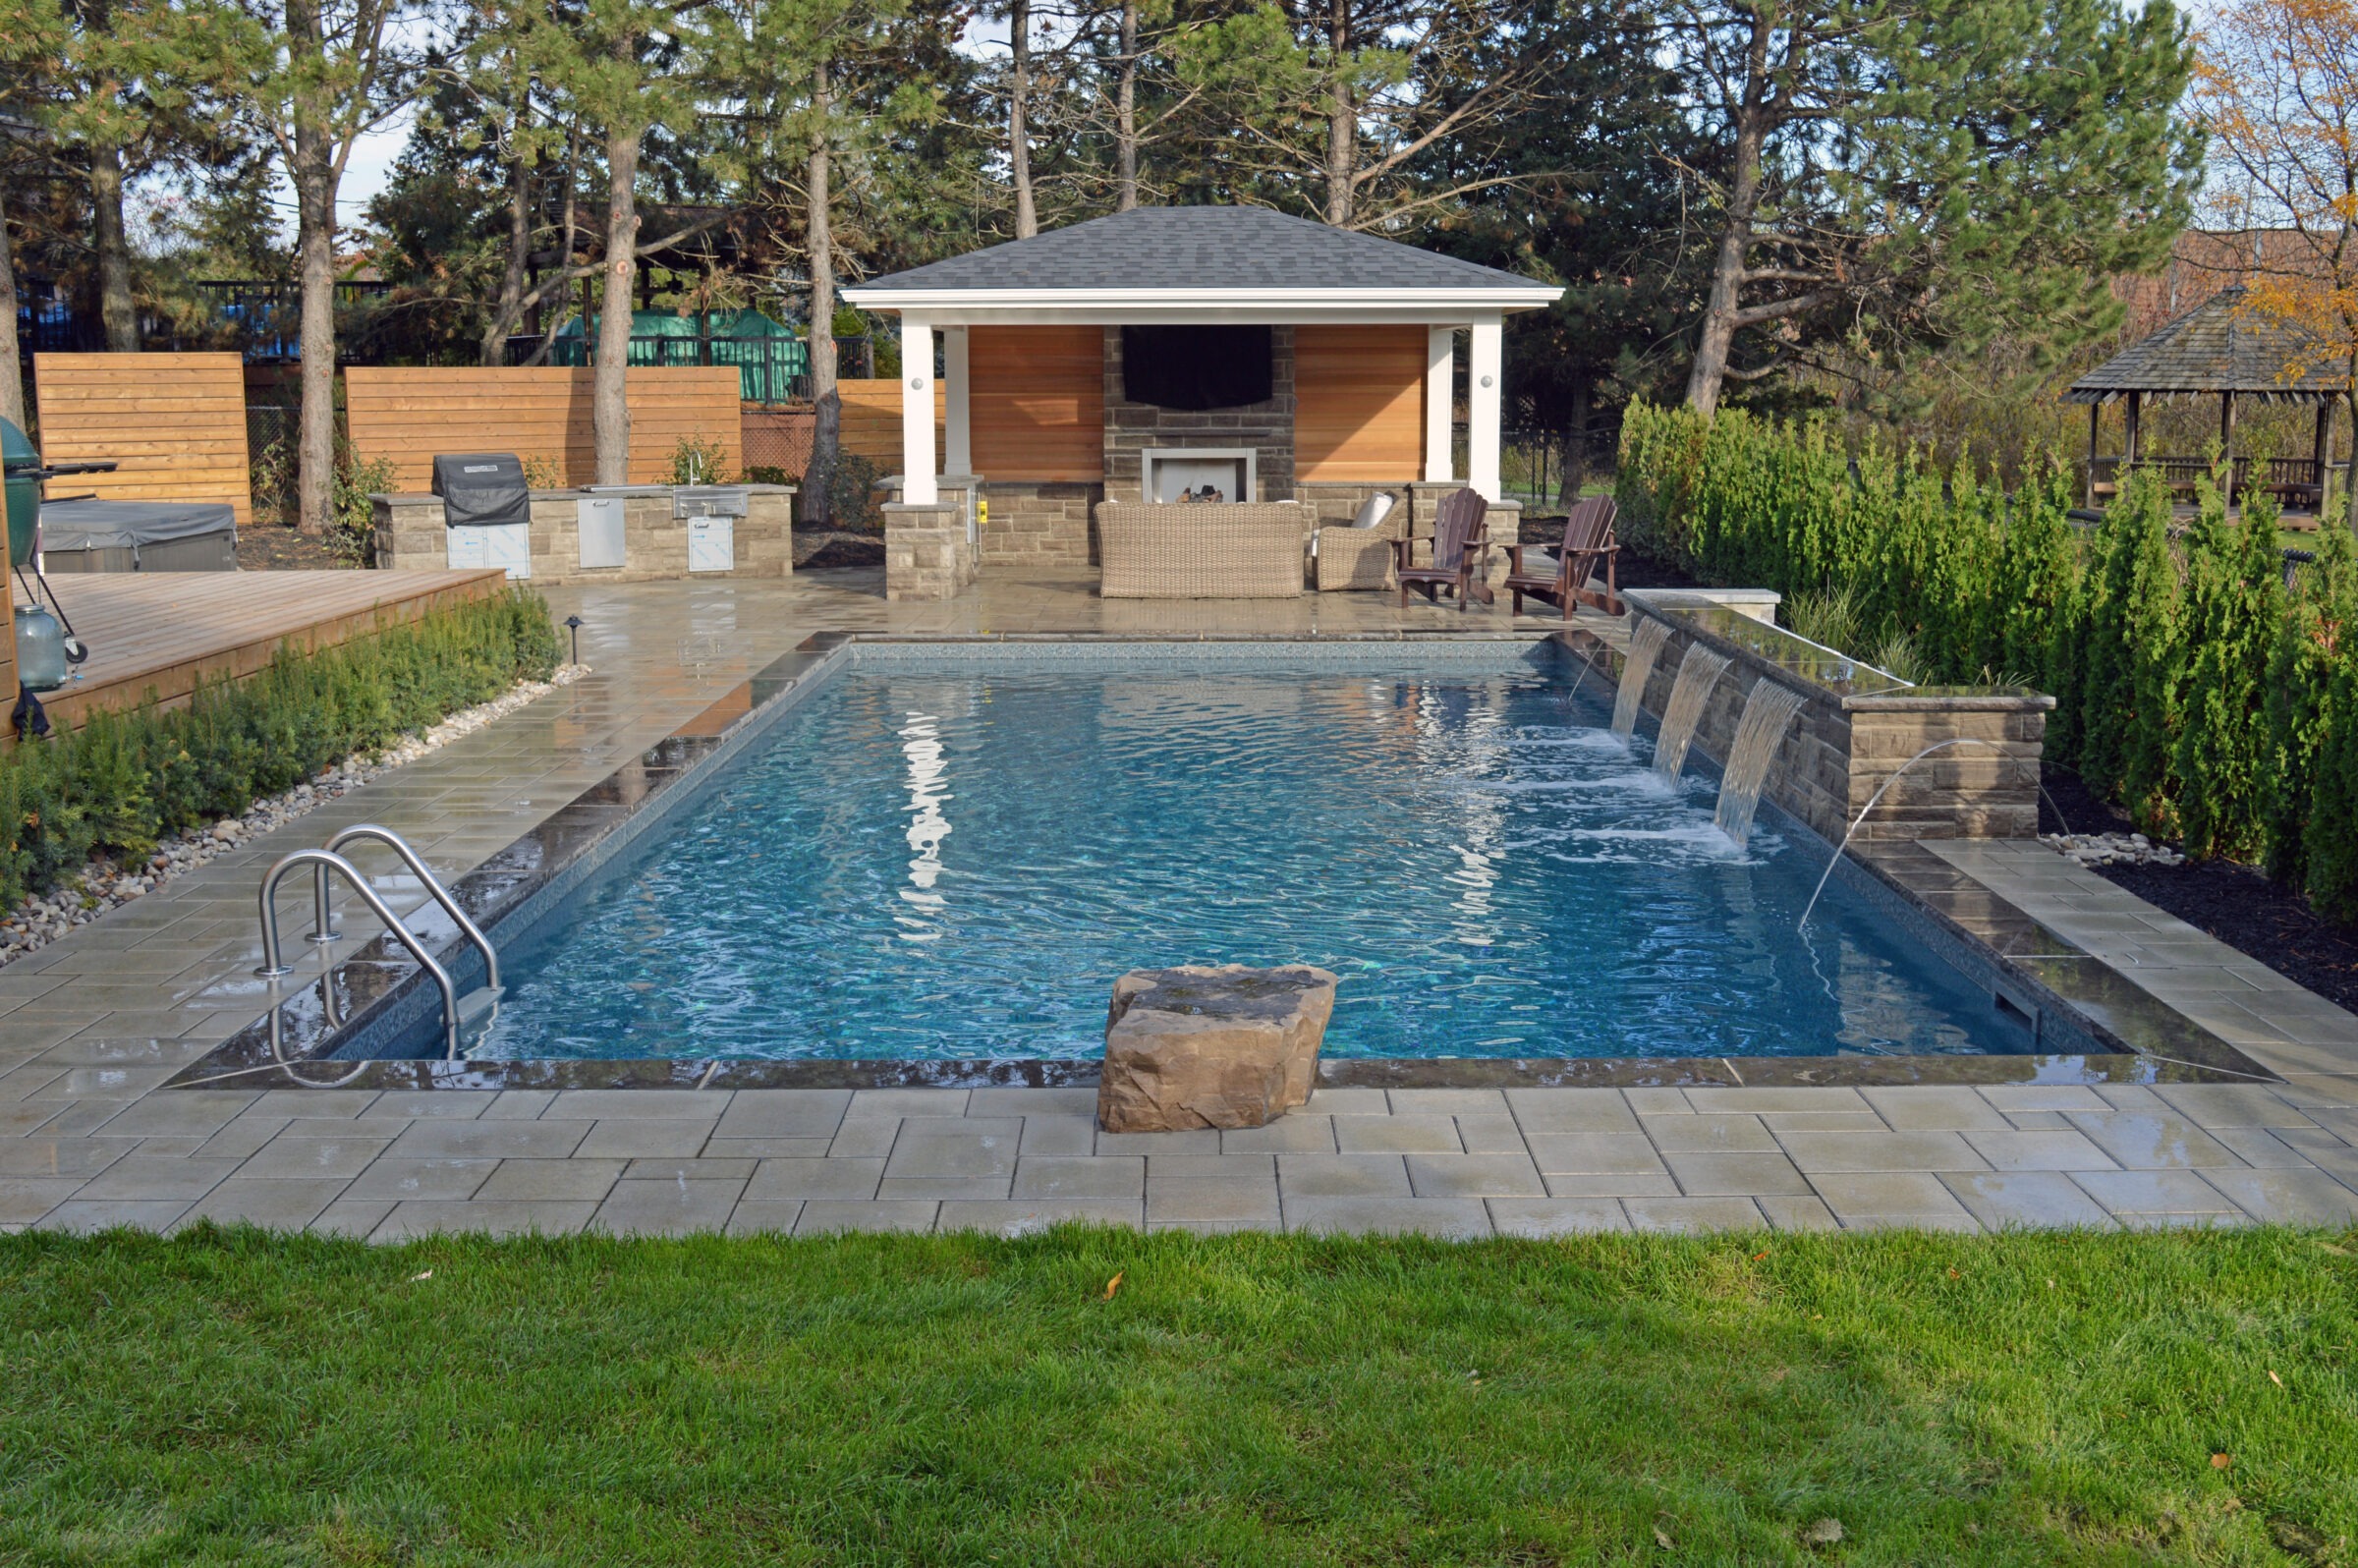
[164,638,858,1092]
[1842,692,2058,713]
[144,1050,2256,1096]
[805,629,1563,647]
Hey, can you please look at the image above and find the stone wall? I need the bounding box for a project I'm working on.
[1613,596,2049,844]
[979,479,1100,568]
[885,500,978,600]
[371,486,796,584]
[1101,325,1296,503]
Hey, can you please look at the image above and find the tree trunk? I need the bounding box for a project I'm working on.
[1682,13,1776,420]
[1115,0,1138,211]
[289,0,338,535]
[1559,378,1591,501]
[478,135,533,366]
[804,56,838,527]
[0,180,23,430]
[523,132,581,369]
[1321,0,1353,226]
[89,140,138,353]
[1010,0,1037,238]
[592,117,642,486]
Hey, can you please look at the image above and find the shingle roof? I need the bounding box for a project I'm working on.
[2065,286,2342,404]
[858,206,1547,295]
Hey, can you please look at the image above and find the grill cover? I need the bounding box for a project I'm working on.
[430,452,531,529]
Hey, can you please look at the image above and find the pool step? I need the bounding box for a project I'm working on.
[457,985,506,1053]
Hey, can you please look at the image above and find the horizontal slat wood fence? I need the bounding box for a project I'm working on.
[837,379,944,470]
[345,366,743,490]
[32,353,253,525]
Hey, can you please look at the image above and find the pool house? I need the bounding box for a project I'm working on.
[839,205,1562,599]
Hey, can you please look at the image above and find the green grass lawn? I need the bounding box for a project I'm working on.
[3,1225,2354,1566]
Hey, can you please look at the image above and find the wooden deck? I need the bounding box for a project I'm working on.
[15,569,511,739]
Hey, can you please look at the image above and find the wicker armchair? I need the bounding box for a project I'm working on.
[1096,502,1309,598]
[1313,491,1408,591]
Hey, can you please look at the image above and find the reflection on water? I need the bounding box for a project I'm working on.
[897,711,952,941]
[477,666,2025,1061]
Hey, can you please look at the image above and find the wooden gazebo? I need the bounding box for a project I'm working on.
[2065,285,2346,510]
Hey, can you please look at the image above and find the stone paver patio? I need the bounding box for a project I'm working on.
[2,569,2355,1238]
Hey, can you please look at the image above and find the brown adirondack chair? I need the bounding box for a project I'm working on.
[1503,496,1622,618]
[1392,487,1491,610]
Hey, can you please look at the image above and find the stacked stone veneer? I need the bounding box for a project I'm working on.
[885,480,980,600]
[1614,601,2050,843]
[1101,325,1297,507]
[372,486,796,585]
[978,480,1098,570]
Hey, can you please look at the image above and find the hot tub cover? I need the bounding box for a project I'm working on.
[39,498,238,552]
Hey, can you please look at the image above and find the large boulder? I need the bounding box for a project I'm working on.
[1096,964,1340,1133]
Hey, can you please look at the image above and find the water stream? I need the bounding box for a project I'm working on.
[1714,678,1809,849]
[1653,647,1731,781]
[1610,616,1671,737]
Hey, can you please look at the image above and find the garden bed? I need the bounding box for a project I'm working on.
[2040,765,2358,1014]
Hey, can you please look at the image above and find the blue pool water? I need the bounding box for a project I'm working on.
[471,655,2029,1060]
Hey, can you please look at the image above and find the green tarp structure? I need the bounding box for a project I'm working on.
[552,309,807,402]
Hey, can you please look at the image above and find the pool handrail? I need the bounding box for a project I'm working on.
[314,824,501,992]
[254,848,463,1059]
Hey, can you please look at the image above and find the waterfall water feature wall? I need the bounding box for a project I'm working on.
[1610,616,1670,737]
[1652,648,1731,780]
[1593,591,2054,846]
[1714,679,1810,848]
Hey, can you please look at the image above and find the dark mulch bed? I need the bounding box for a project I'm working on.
[2038,763,2358,1013]
[236,522,357,571]
[793,528,883,570]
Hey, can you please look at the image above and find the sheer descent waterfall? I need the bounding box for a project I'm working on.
[1713,679,1808,849]
[1610,617,1671,738]
[1652,648,1730,781]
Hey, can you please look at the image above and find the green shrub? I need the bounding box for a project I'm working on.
[0,588,560,912]
[329,453,399,566]
[1618,401,2358,924]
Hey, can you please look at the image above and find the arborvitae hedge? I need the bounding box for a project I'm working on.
[0,588,561,911]
[1618,401,2358,923]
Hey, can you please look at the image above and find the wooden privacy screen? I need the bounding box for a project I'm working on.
[1294,325,1426,481]
[33,352,253,525]
[344,366,742,490]
[968,326,1104,482]
[837,379,945,470]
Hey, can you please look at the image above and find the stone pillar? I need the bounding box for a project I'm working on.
[901,314,937,506]
[1425,326,1456,482]
[1468,314,1502,501]
[884,499,976,601]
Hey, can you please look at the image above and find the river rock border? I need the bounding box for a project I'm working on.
[0,664,590,967]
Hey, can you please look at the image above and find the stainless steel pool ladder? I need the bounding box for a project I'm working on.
[253,825,503,1059]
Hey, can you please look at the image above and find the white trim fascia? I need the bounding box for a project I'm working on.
[840,285,1562,323]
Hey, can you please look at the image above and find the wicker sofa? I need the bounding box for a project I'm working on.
[1095,502,1309,597]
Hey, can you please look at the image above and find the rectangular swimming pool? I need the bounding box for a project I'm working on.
[423,641,2039,1063]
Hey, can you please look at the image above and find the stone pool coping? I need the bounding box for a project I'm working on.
[166,630,2299,1096]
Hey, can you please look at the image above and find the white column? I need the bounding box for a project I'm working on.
[900,314,937,505]
[1468,314,1502,501]
[1425,325,1456,482]
[943,325,972,477]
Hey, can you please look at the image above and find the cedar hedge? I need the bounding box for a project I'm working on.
[0,588,561,911]
[1617,401,2358,924]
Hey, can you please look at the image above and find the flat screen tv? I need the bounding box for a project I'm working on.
[1121,325,1272,411]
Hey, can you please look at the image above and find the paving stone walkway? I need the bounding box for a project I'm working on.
[2,572,2355,1238]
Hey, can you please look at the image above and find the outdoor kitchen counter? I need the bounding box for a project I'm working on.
[371,484,797,585]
